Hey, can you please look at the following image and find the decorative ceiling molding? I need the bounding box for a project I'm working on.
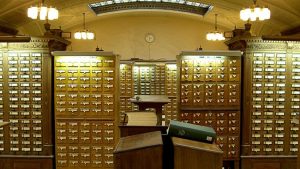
[89,0,213,16]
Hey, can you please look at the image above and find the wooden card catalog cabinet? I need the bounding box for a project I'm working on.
[53,51,119,169]
[177,50,242,169]
[119,61,178,125]
[0,37,68,169]
[241,39,300,169]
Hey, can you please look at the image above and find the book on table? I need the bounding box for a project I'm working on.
[167,120,216,143]
[124,111,158,126]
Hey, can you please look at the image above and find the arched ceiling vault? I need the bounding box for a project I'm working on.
[1,0,300,36]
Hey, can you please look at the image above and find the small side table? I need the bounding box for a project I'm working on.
[130,95,170,125]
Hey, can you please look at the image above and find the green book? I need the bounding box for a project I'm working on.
[167,120,216,143]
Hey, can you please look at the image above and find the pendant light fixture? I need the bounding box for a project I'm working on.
[27,0,59,20]
[240,0,270,21]
[74,13,95,40]
[206,14,225,41]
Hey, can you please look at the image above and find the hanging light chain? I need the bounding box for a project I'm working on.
[74,12,95,40]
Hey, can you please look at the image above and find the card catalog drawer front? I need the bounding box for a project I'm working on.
[216,74,228,82]
[103,146,114,154]
[228,98,240,105]
[229,74,240,81]
[181,84,193,91]
[228,58,241,67]
[205,74,216,81]
[216,119,228,127]
[205,84,216,91]
[181,91,192,98]
[216,136,228,145]
[181,60,193,67]
[103,69,114,77]
[203,112,215,120]
[57,146,67,153]
[180,112,192,120]
[103,94,114,102]
[91,69,102,79]
[91,160,102,168]
[92,134,102,144]
[103,160,114,168]
[102,58,115,67]
[193,98,204,105]
[216,90,229,98]
[103,136,114,144]
[79,160,91,167]
[57,153,68,160]
[205,67,217,74]
[193,84,204,91]
[69,153,79,161]
[193,67,205,74]
[56,69,67,77]
[181,74,193,81]
[228,126,240,135]
[193,74,205,81]
[217,67,228,74]
[228,147,239,158]
[205,97,216,105]
[216,98,227,105]
[57,160,68,167]
[79,136,91,144]
[103,122,114,130]
[191,120,202,125]
[68,146,79,154]
[181,97,192,105]
[229,67,240,74]
[216,127,228,135]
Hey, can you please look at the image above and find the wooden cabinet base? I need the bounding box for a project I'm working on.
[0,157,53,169]
[241,156,297,169]
[114,131,163,169]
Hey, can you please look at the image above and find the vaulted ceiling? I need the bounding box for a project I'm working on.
[1,0,300,36]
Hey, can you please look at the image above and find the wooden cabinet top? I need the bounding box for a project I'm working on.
[114,131,163,153]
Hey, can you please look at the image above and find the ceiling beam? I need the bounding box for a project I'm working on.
[0,36,30,42]
[281,25,300,36]
[0,25,18,35]
[262,34,300,41]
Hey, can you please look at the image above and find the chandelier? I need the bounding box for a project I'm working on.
[27,0,59,20]
[240,0,270,21]
[74,13,95,40]
[206,14,225,41]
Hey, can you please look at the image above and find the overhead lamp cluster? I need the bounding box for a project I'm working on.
[27,0,58,20]
[206,14,225,41]
[74,13,95,40]
[240,0,270,21]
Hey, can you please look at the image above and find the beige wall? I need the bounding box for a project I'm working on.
[67,11,229,60]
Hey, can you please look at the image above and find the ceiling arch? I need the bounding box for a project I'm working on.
[1,0,300,36]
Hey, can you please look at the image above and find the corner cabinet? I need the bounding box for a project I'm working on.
[52,51,119,169]
[177,50,242,169]
[241,39,300,169]
[0,37,68,169]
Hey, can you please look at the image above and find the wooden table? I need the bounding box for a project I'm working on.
[114,131,163,169]
[130,95,170,125]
